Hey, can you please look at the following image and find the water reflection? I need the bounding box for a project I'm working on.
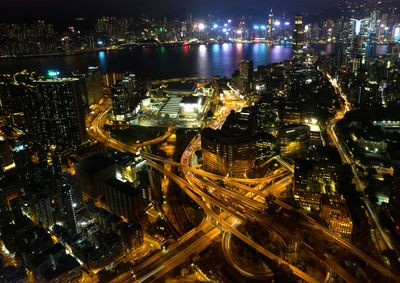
[198,44,209,75]
[0,43,294,77]
[98,51,107,70]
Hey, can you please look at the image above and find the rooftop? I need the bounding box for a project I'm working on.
[104,177,141,197]
[77,154,114,173]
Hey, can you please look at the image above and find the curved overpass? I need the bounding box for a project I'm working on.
[86,98,174,153]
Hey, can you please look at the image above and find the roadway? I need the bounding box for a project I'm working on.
[145,152,397,280]
[323,70,396,253]
[144,158,320,283]
[86,98,174,154]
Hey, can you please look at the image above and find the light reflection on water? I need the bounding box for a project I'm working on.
[0,43,293,78]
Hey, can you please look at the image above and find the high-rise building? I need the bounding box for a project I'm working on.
[348,18,369,71]
[103,177,145,221]
[320,196,353,237]
[72,67,104,112]
[75,153,115,199]
[278,124,310,157]
[111,74,141,120]
[25,77,87,152]
[201,127,256,177]
[266,9,275,40]
[239,60,254,82]
[59,181,79,235]
[293,15,304,53]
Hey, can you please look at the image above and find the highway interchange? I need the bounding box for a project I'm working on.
[86,81,398,282]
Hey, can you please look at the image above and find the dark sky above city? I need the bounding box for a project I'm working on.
[1,0,339,21]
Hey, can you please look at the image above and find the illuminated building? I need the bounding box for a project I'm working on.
[238,59,254,90]
[266,9,275,40]
[115,152,143,185]
[393,24,400,42]
[103,177,145,221]
[256,99,278,134]
[321,196,353,237]
[222,108,257,135]
[293,15,304,53]
[239,60,253,83]
[280,103,304,124]
[277,124,310,157]
[237,17,247,40]
[25,77,87,152]
[201,127,256,177]
[72,67,104,112]
[59,183,79,235]
[294,147,342,210]
[347,18,369,72]
[114,152,151,201]
[366,11,378,61]
[179,96,203,117]
[111,74,141,120]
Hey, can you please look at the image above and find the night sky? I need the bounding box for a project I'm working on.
[1,0,338,21]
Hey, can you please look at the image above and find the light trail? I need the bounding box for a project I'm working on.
[145,158,320,283]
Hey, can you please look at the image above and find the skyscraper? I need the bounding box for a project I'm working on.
[103,177,145,221]
[293,15,304,53]
[25,77,87,152]
[201,127,256,177]
[266,9,274,40]
[367,11,378,61]
[239,60,254,82]
[59,183,79,235]
[111,74,142,120]
[72,67,104,112]
[348,18,369,71]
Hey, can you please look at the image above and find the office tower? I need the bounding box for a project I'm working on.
[111,74,141,119]
[293,15,304,53]
[239,60,254,82]
[266,9,274,40]
[278,124,310,157]
[25,77,87,152]
[256,100,278,134]
[367,11,378,61]
[72,67,104,111]
[114,152,145,185]
[59,183,79,235]
[222,108,257,136]
[348,18,369,71]
[238,17,247,40]
[103,178,145,221]
[378,14,388,42]
[320,196,353,237]
[201,127,256,177]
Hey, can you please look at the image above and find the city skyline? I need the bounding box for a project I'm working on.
[0,0,399,282]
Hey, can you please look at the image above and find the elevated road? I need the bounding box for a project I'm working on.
[86,98,174,153]
[145,158,320,283]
